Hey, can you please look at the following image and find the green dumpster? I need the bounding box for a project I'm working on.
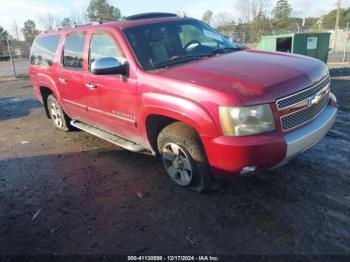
[256,32,331,63]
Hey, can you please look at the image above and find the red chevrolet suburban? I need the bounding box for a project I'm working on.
[29,13,337,191]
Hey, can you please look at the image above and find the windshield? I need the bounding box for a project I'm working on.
[123,19,241,70]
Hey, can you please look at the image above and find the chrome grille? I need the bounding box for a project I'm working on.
[281,92,329,131]
[276,75,330,110]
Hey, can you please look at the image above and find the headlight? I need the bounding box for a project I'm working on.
[219,104,275,136]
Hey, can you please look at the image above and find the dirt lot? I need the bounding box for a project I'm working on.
[0,67,349,258]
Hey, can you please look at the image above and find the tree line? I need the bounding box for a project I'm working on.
[204,0,349,42]
[1,0,349,52]
[0,0,121,49]
[203,0,294,42]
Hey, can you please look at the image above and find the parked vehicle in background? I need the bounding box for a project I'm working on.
[29,13,337,192]
[0,55,10,61]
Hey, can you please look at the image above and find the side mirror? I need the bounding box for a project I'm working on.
[224,35,233,44]
[91,57,128,75]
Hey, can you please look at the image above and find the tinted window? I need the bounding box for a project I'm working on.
[179,24,217,48]
[89,33,125,69]
[30,35,60,67]
[123,20,235,70]
[63,32,86,69]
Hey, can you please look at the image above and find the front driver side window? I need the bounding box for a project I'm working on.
[89,32,125,70]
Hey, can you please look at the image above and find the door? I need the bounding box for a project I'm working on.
[57,31,89,121]
[83,30,139,140]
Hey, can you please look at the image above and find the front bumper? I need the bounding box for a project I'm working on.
[203,102,337,178]
[273,105,337,169]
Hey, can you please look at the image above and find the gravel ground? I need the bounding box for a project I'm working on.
[0,68,349,258]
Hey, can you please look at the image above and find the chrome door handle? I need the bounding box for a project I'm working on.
[85,82,97,89]
[58,77,67,83]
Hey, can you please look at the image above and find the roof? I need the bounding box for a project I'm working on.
[125,12,177,21]
[107,16,190,30]
[39,15,190,37]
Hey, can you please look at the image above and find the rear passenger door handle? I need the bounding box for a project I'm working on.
[85,82,97,89]
[58,77,67,84]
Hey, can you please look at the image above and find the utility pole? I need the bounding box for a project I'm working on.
[6,39,17,78]
[343,22,349,62]
[12,20,20,40]
[317,16,324,32]
[302,0,309,31]
[333,0,341,53]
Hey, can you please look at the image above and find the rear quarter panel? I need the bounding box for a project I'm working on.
[29,33,65,108]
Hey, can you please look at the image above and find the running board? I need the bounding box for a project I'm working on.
[70,120,147,152]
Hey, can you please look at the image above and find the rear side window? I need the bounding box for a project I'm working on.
[30,35,60,67]
[63,32,86,70]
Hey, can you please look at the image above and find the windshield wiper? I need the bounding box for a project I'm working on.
[209,47,241,55]
[184,47,242,60]
[151,47,242,70]
[152,55,203,69]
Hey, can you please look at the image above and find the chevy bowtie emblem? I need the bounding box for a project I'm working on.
[311,94,323,105]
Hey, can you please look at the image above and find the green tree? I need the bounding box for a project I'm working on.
[314,7,350,30]
[0,26,10,55]
[203,10,213,25]
[61,17,72,27]
[86,0,121,22]
[272,0,292,29]
[251,11,272,41]
[21,20,40,45]
[0,26,9,40]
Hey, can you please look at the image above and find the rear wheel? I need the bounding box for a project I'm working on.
[47,95,72,131]
[157,122,213,192]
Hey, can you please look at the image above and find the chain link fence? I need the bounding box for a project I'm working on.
[220,22,350,64]
[0,40,30,78]
[328,25,350,63]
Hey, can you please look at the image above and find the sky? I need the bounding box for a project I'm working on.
[1,0,350,37]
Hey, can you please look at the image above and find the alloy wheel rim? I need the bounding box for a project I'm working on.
[162,143,193,186]
[49,102,63,128]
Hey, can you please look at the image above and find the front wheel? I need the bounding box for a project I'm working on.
[47,95,72,131]
[157,122,213,192]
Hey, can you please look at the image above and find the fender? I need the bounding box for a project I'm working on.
[37,73,68,112]
[140,92,219,138]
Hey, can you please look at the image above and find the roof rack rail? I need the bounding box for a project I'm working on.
[125,13,178,21]
[71,21,102,28]
[57,26,72,31]
[46,21,103,33]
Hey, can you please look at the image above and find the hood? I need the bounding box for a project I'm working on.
[155,49,328,105]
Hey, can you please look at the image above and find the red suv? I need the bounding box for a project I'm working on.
[29,13,337,191]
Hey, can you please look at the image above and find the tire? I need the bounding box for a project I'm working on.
[157,122,213,192]
[46,95,72,131]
